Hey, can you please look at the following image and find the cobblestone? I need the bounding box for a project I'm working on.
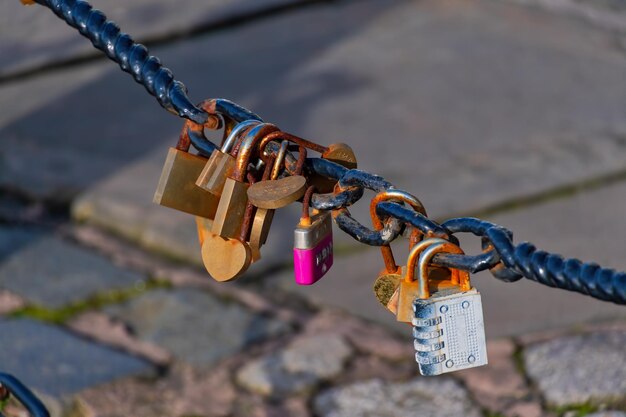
[236,333,352,397]
[456,339,530,415]
[233,396,311,417]
[303,310,413,361]
[0,319,154,397]
[0,235,145,308]
[524,330,626,407]
[72,364,235,417]
[314,378,482,417]
[67,311,172,365]
[0,227,38,261]
[0,290,24,315]
[105,288,289,366]
[0,0,312,76]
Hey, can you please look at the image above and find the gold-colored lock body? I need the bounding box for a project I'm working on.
[310,143,358,193]
[396,238,470,323]
[196,120,260,196]
[370,190,427,315]
[211,123,279,238]
[153,148,219,219]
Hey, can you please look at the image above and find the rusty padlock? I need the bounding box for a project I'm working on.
[211,123,279,239]
[370,190,427,312]
[196,119,260,195]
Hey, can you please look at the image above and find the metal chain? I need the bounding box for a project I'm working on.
[28,0,626,305]
[0,374,49,417]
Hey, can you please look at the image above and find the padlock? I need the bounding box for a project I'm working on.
[244,141,285,261]
[310,143,358,193]
[245,141,308,261]
[247,140,307,210]
[396,238,465,322]
[153,147,219,219]
[211,123,279,239]
[399,238,488,375]
[196,119,260,195]
[195,216,213,247]
[370,190,427,312]
[293,186,333,285]
[201,232,252,282]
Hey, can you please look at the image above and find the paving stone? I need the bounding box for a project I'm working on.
[0,226,38,261]
[313,378,482,417]
[0,319,154,397]
[303,310,413,361]
[456,339,531,415]
[233,396,311,417]
[0,235,145,309]
[268,181,626,338]
[0,290,25,315]
[105,288,289,366]
[57,0,626,263]
[71,149,205,266]
[523,330,626,407]
[342,355,415,384]
[67,311,172,365]
[500,0,626,33]
[236,333,352,397]
[72,364,235,417]
[0,0,312,76]
[502,401,546,417]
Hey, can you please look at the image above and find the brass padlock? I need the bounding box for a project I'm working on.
[370,190,427,313]
[201,232,252,282]
[246,141,308,261]
[196,119,260,195]
[310,143,358,193]
[396,238,468,323]
[211,123,279,238]
[153,147,219,219]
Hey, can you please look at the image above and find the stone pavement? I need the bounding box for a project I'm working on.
[1,0,626,416]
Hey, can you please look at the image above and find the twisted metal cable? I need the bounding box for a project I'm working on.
[31,0,208,124]
[28,0,626,306]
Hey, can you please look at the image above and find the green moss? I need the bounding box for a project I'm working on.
[0,397,8,412]
[9,278,171,324]
[448,168,626,220]
[551,402,598,417]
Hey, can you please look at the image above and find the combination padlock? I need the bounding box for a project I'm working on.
[293,186,333,285]
[402,238,488,376]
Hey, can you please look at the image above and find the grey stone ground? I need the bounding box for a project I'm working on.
[1,0,626,416]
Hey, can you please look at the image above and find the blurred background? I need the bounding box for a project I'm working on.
[0,0,625,416]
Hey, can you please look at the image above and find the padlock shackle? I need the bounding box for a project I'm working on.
[405,238,470,299]
[370,190,428,274]
[258,131,328,156]
[231,123,280,182]
[222,120,261,153]
[177,100,223,154]
[271,141,290,181]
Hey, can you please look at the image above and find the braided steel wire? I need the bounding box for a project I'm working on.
[29,0,626,305]
[31,0,208,124]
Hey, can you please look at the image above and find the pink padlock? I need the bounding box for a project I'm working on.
[293,187,333,285]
